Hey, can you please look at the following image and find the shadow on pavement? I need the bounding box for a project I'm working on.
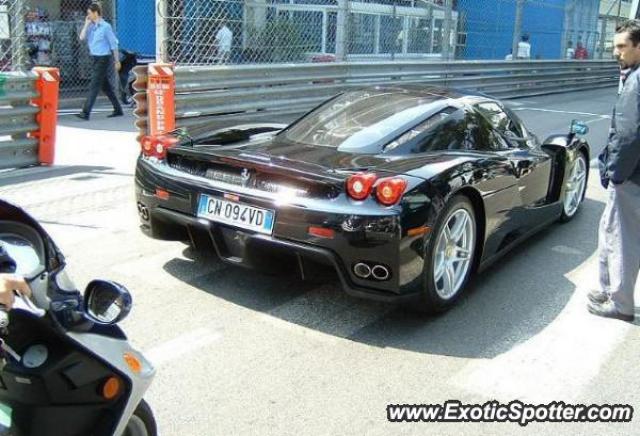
[57,110,137,133]
[0,165,114,187]
[162,195,608,359]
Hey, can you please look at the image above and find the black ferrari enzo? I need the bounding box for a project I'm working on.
[135,86,589,313]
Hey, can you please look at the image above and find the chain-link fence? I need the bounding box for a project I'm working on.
[0,0,632,98]
[597,0,633,59]
[0,0,127,97]
[0,0,26,71]
[157,0,631,66]
[0,0,148,103]
[159,0,459,64]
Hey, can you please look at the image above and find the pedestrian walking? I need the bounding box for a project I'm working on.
[76,2,123,120]
[588,19,640,322]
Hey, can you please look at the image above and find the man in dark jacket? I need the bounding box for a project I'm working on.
[588,20,640,321]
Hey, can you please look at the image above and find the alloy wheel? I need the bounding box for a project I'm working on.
[563,154,587,217]
[433,208,475,300]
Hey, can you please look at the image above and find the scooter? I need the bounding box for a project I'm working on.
[0,199,156,436]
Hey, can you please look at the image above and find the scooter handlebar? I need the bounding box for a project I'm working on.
[0,291,46,329]
[0,308,8,329]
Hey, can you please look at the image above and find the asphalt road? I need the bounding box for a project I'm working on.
[1,87,639,436]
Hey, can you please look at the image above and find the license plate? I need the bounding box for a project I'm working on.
[197,194,274,235]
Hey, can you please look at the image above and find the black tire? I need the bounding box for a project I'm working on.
[123,399,157,436]
[411,195,477,314]
[558,151,588,223]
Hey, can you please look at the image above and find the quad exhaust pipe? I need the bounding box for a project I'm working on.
[137,202,150,221]
[371,265,390,281]
[353,262,390,281]
[354,262,372,279]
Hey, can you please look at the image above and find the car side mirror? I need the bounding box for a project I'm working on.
[84,280,132,325]
[570,120,589,136]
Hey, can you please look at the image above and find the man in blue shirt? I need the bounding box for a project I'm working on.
[76,2,123,120]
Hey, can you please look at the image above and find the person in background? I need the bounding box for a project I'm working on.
[215,22,233,64]
[574,42,589,60]
[516,34,531,59]
[566,41,575,59]
[588,20,640,322]
[76,2,123,120]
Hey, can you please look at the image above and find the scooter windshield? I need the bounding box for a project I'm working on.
[0,200,65,275]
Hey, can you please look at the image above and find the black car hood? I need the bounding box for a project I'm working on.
[179,135,480,181]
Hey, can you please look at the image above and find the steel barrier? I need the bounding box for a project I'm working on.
[0,68,60,171]
[134,60,619,140]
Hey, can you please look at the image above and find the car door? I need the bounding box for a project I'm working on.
[474,102,552,207]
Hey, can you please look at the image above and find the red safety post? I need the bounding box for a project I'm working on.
[31,67,60,165]
[147,63,175,136]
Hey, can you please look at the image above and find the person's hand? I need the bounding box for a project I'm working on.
[115,60,121,72]
[0,274,31,309]
[84,15,91,26]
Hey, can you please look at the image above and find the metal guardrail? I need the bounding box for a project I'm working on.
[0,72,41,170]
[133,60,619,139]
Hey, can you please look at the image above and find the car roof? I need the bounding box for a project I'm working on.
[361,85,496,106]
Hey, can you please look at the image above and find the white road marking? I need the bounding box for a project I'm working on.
[455,255,634,403]
[584,117,611,126]
[513,107,611,118]
[145,327,223,367]
[551,245,584,255]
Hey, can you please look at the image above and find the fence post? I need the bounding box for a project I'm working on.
[511,0,525,59]
[443,0,453,60]
[156,0,168,62]
[562,0,573,59]
[147,63,175,136]
[31,67,60,166]
[336,0,349,61]
[10,0,26,71]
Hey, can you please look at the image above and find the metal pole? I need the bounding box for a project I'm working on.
[617,0,622,25]
[155,0,168,62]
[391,1,396,61]
[588,0,598,58]
[561,0,573,58]
[335,0,348,61]
[511,0,524,60]
[632,0,640,19]
[323,10,328,54]
[443,0,452,60]
[402,16,409,55]
[425,4,433,54]
[373,14,380,55]
[11,0,26,71]
[600,14,608,59]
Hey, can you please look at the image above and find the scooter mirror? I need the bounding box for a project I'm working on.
[85,280,132,325]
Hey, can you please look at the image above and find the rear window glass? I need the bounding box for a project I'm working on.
[283,90,445,148]
[410,109,510,153]
[385,107,457,151]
